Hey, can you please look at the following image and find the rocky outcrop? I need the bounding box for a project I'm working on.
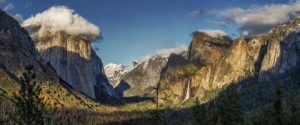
[188,32,231,66]
[0,10,57,81]
[258,17,300,80]
[159,16,300,103]
[20,6,118,101]
[0,10,98,108]
[32,31,117,101]
[119,55,168,97]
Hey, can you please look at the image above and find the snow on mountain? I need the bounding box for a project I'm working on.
[105,44,187,90]
[104,62,137,87]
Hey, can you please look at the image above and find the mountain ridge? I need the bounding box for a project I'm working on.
[158,15,300,104]
[0,9,100,108]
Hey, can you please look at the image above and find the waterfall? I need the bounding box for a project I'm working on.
[182,78,191,103]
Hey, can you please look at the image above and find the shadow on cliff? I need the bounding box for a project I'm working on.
[2,67,299,125]
[112,80,154,105]
[38,46,154,105]
[102,65,300,125]
[31,66,300,125]
[127,30,300,124]
[115,80,131,97]
[38,46,117,103]
[8,32,296,124]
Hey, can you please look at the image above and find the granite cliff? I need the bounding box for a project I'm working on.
[159,16,300,103]
[0,9,99,108]
[21,6,118,101]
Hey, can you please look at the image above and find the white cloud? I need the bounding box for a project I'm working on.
[197,29,227,38]
[139,44,188,62]
[217,0,300,36]
[190,9,203,17]
[3,3,14,12]
[22,6,100,42]
[156,44,188,58]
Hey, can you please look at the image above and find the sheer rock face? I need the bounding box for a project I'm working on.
[188,32,232,66]
[0,10,57,81]
[34,31,117,100]
[259,18,300,80]
[159,16,300,103]
[191,39,255,96]
[119,55,168,97]
[0,10,101,108]
[158,53,193,103]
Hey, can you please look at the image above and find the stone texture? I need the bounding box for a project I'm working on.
[119,55,168,97]
[0,10,57,81]
[33,31,117,100]
[159,16,300,103]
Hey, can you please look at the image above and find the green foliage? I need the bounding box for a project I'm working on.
[13,65,45,125]
[0,95,3,124]
[215,85,243,125]
[192,85,244,125]
[201,88,221,102]
[1,64,300,125]
[243,109,272,125]
[192,97,206,124]
[285,85,300,125]
[272,81,283,125]
[181,64,198,77]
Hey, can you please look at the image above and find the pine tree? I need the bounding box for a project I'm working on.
[13,65,45,125]
[215,85,243,125]
[0,94,3,124]
[192,97,206,125]
[272,81,282,125]
[203,100,219,125]
[287,85,300,125]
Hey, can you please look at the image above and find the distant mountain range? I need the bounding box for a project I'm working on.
[104,15,300,111]
[1,6,300,114]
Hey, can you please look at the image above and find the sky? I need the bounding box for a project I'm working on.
[0,0,298,65]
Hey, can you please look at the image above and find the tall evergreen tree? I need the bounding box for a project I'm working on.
[205,101,218,125]
[13,65,45,125]
[272,81,282,125]
[192,97,206,125]
[215,85,243,125]
[287,85,300,125]
[0,94,3,124]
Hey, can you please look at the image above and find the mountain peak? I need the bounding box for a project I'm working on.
[195,29,230,40]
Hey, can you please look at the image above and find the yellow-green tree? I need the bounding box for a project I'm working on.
[13,65,45,125]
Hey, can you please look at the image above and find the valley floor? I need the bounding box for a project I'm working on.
[0,97,197,125]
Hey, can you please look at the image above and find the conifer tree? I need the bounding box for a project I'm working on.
[13,65,45,125]
[0,94,3,124]
[287,85,300,125]
[215,85,243,125]
[272,81,282,125]
[192,97,206,124]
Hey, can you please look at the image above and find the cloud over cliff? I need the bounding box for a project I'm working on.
[139,44,188,62]
[217,0,300,36]
[22,6,100,41]
[156,44,188,58]
[197,29,228,38]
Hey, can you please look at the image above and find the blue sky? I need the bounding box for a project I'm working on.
[0,0,294,65]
